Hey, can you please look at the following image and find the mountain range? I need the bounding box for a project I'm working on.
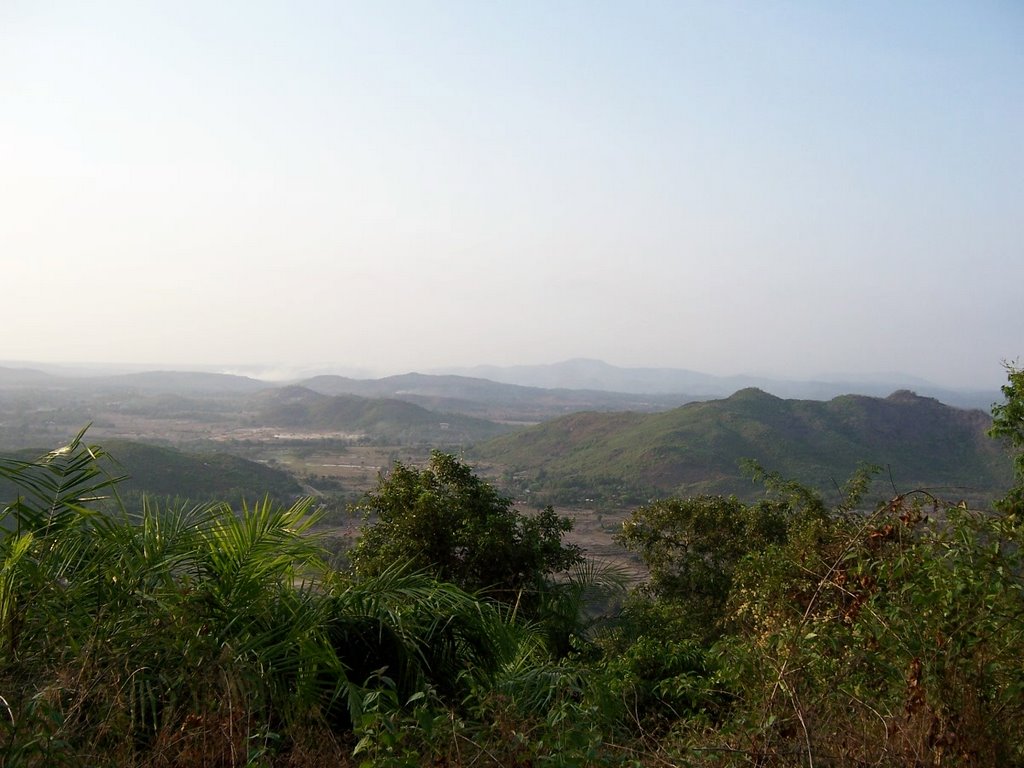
[296,373,689,421]
[436,359,997,410]
[1,359,998,420]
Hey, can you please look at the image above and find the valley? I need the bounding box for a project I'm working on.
[2,363,1009,507]
[1,362,1012,569]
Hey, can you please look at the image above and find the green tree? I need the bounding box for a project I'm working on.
[616,494,793,636]
[712,487,1024,766]
[602,467,864,730]
[990,363,1024,512]
[350,451,583,610]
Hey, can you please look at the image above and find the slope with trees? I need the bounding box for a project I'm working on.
[0,438,302,506]
[478,388,1013,505]
[247,386,512,444]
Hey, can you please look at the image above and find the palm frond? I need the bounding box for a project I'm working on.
[1,427,126,534]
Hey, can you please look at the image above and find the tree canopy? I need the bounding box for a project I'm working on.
[350,451,582,608]
[990,363,1024,512]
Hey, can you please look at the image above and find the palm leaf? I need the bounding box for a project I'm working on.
[1,426,126,534]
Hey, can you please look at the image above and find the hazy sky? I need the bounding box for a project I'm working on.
[2,2,1021,388]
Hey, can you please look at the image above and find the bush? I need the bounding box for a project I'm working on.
[351,451,583,613]
[712,492,1024,766]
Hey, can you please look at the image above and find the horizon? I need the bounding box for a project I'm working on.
[0,355,1007,395]
[3,3,1021,391]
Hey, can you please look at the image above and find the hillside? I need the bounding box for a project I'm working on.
[0,440,303,504]
[476,388,1013,505]
[249,386,511,444]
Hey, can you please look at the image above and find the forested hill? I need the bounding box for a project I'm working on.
[0,440,302,504]
[249,386,512,443]
[476,388,1013,505]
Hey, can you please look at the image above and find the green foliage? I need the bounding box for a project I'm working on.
[990,363,1024,513]
[603,474,829,737]
[599,635,725,732]
[532,557,631,658]
[617,494,792,637]
[351,451,583,610]
[990,364,1024,468]
[709,493,1024,766]
[0,435,338,763]
[1,433,620,766]
[0,426,125,534]
[0,435,517,764]
[460,640,624,767]
[328,562,515,705]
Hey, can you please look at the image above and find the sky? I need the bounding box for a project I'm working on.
[1,1,1021,389]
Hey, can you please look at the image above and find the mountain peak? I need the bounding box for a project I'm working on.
[729,387,779,400]
[885,390,940,406]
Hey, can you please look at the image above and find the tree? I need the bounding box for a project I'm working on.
[616,494,793,635]
[350,451,583,609]
[990,363,1024,512]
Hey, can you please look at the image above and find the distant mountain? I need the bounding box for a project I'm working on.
[0,366,58,388]
[250,386,510,443]
[96,370,271,395]
[0,367,273,396]
[0,370,515,449]
[438,359,997,410]
[297,372,691,421]
[476,388,1013,506]
[438,358,734,394]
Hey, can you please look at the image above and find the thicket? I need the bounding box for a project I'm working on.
[1,367,1022,767]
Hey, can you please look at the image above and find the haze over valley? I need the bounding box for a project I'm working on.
[1,359,1011,512]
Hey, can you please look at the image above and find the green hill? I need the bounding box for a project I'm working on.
[476,388,1013,505]
[250,386,511,444]
[1,440,303,505]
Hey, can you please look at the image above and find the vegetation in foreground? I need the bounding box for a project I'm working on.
[1,368,1022,766]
